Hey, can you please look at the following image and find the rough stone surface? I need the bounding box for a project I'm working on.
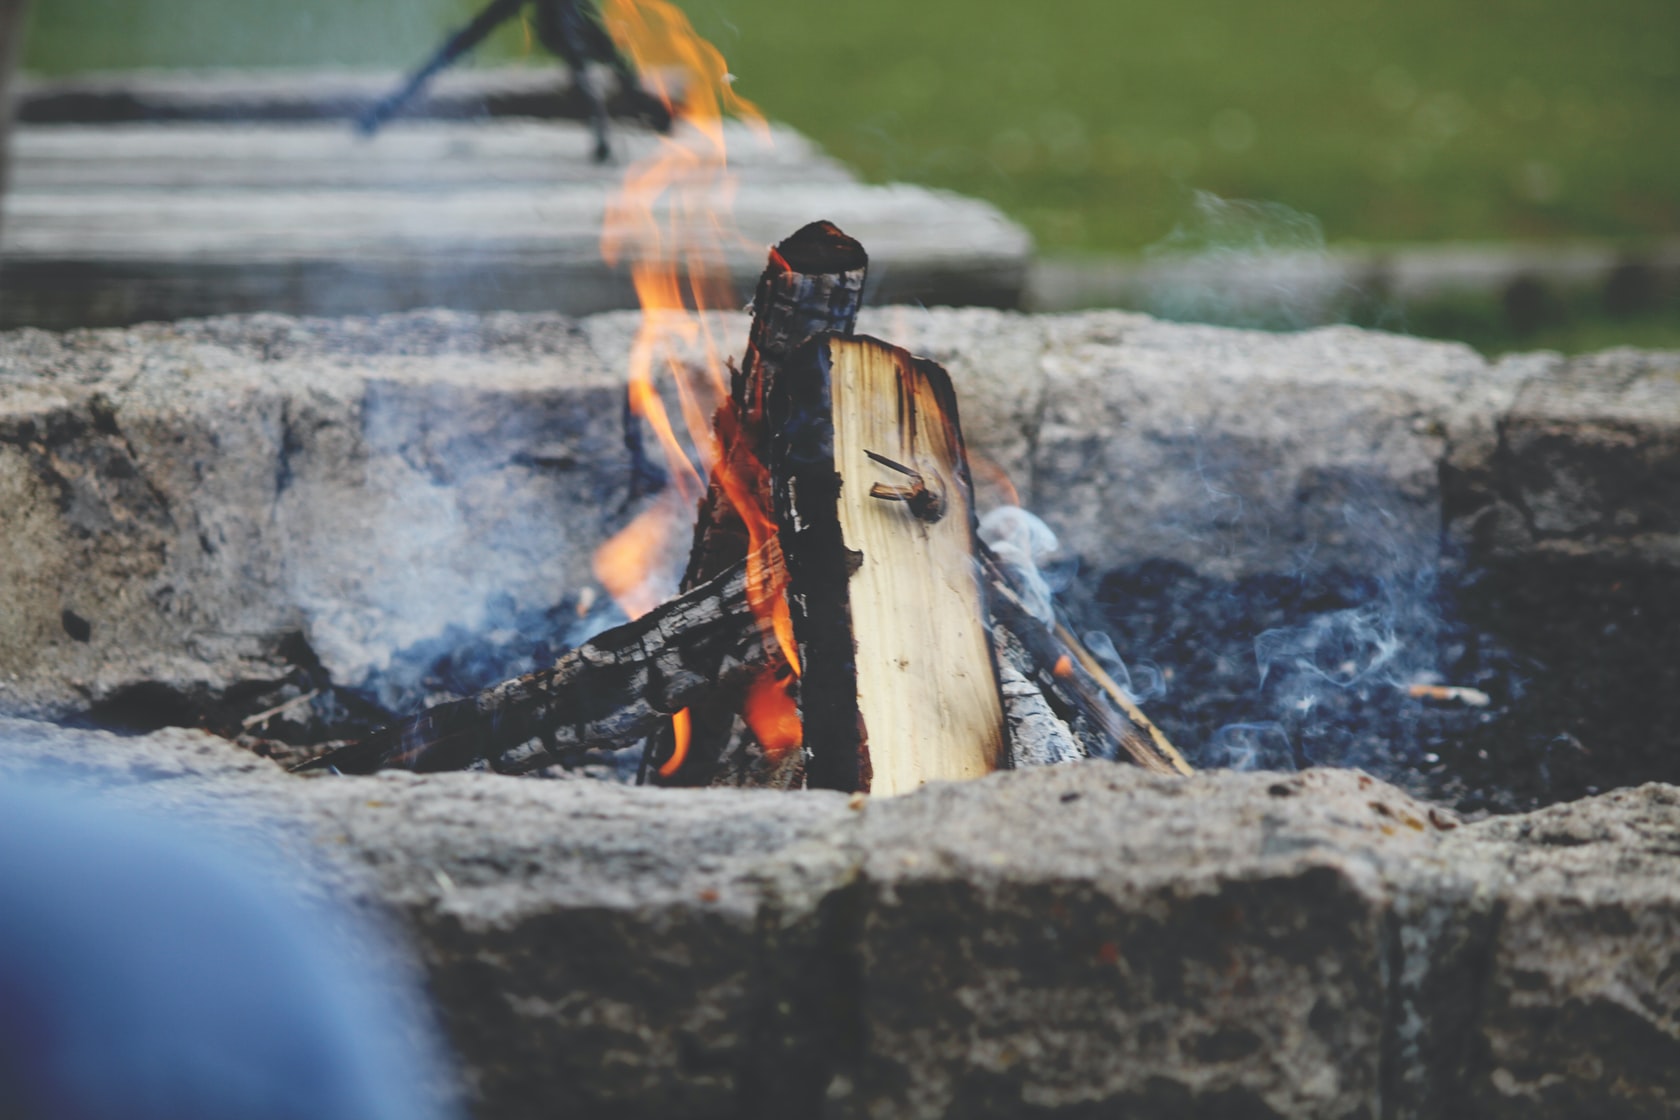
[4,309,1676,723]
[3,717,1679,1119]
[0,312,625,717]
[1443,346,1680,569]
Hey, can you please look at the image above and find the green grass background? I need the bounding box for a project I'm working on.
[21,0,1680,349]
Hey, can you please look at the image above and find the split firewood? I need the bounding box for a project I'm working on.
[294,546,787,775]
[772,335,1005,794]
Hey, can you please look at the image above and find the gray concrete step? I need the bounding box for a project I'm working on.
[0,71,1033,328]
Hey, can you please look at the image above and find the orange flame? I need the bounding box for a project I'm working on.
[744,671,801,760]
[592,0,770,622]
[591,500,679,621]
[589,2,800,765]
[1054,654,1074,679]
[660,707,693,777]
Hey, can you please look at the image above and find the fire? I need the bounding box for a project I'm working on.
[659,707,693,777]
[591,500,677,621]
[591,0,769,622]
[743,670,801,760]
[589,0,799,769]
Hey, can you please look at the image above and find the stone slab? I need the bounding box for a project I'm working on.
[2,717,1677,1119]
[0,176,1030,326]
[14,65,654,125]
[7,120,852,192]
[0,78,1035,328]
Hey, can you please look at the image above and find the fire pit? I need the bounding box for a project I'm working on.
[3,296,1674,810]
[5,1,1679,1108]
[2,298,1679,1116]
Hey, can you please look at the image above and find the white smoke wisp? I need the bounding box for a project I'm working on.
[978,506,1065,624]
[1082,630,1166,705]
[1253,604,1405,690]
[1222,500,1446,772]
[1208,722,1295,771]
[978,505,1165,709]
[1143,190,1360,331]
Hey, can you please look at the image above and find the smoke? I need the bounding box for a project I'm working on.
[1142,191,1380,331]
[979,505,1067,623]
[1138,482,1449,776]
[1082,630,1165,705]
[1206,722,1296,771]
[1254,604,1405,690]
[268,326,693,724]
[980,505,1163,708]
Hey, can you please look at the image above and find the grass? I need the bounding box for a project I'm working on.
[1394,294,1680,357]
[26,0,1680,255]
[21,0,1680,352]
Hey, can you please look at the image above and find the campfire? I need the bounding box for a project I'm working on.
[299,221,1189,792]
[5,4,1680,1117]
[284,0,1186,792]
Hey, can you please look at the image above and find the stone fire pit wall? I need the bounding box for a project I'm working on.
[3,719,1679,1120]
[4,307,1675,722]
[2,310,1679,1118]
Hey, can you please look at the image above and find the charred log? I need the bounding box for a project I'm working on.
[679,220,868,591]
[294,547,788,775]
[655,220,869,787]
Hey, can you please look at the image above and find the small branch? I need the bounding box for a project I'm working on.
[980,546,1190,777]
[241,688,322,731]
[1051,620,1192,775]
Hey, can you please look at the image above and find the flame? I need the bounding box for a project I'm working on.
[587,1,800,764]
[598,0,766,516]
[592,499,678,621]
[590,0,766,621]
[1054,654,1074,679]
[709,413,800,673]
[660,707,693,777]
[744,670,801,760]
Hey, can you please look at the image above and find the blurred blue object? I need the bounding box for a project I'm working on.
[0,780,458,1120]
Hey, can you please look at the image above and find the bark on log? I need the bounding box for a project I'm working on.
[773,335,1006,794]
[650,220,868,787]
[679,220,868,590]
[295,546,786,775]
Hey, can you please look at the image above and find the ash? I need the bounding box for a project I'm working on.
[1072,555,1680,817]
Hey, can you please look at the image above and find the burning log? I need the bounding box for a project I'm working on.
[651,220,869,788]
[296,546,787,774]
[679,219,869,592]
[297,221,1188,790]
